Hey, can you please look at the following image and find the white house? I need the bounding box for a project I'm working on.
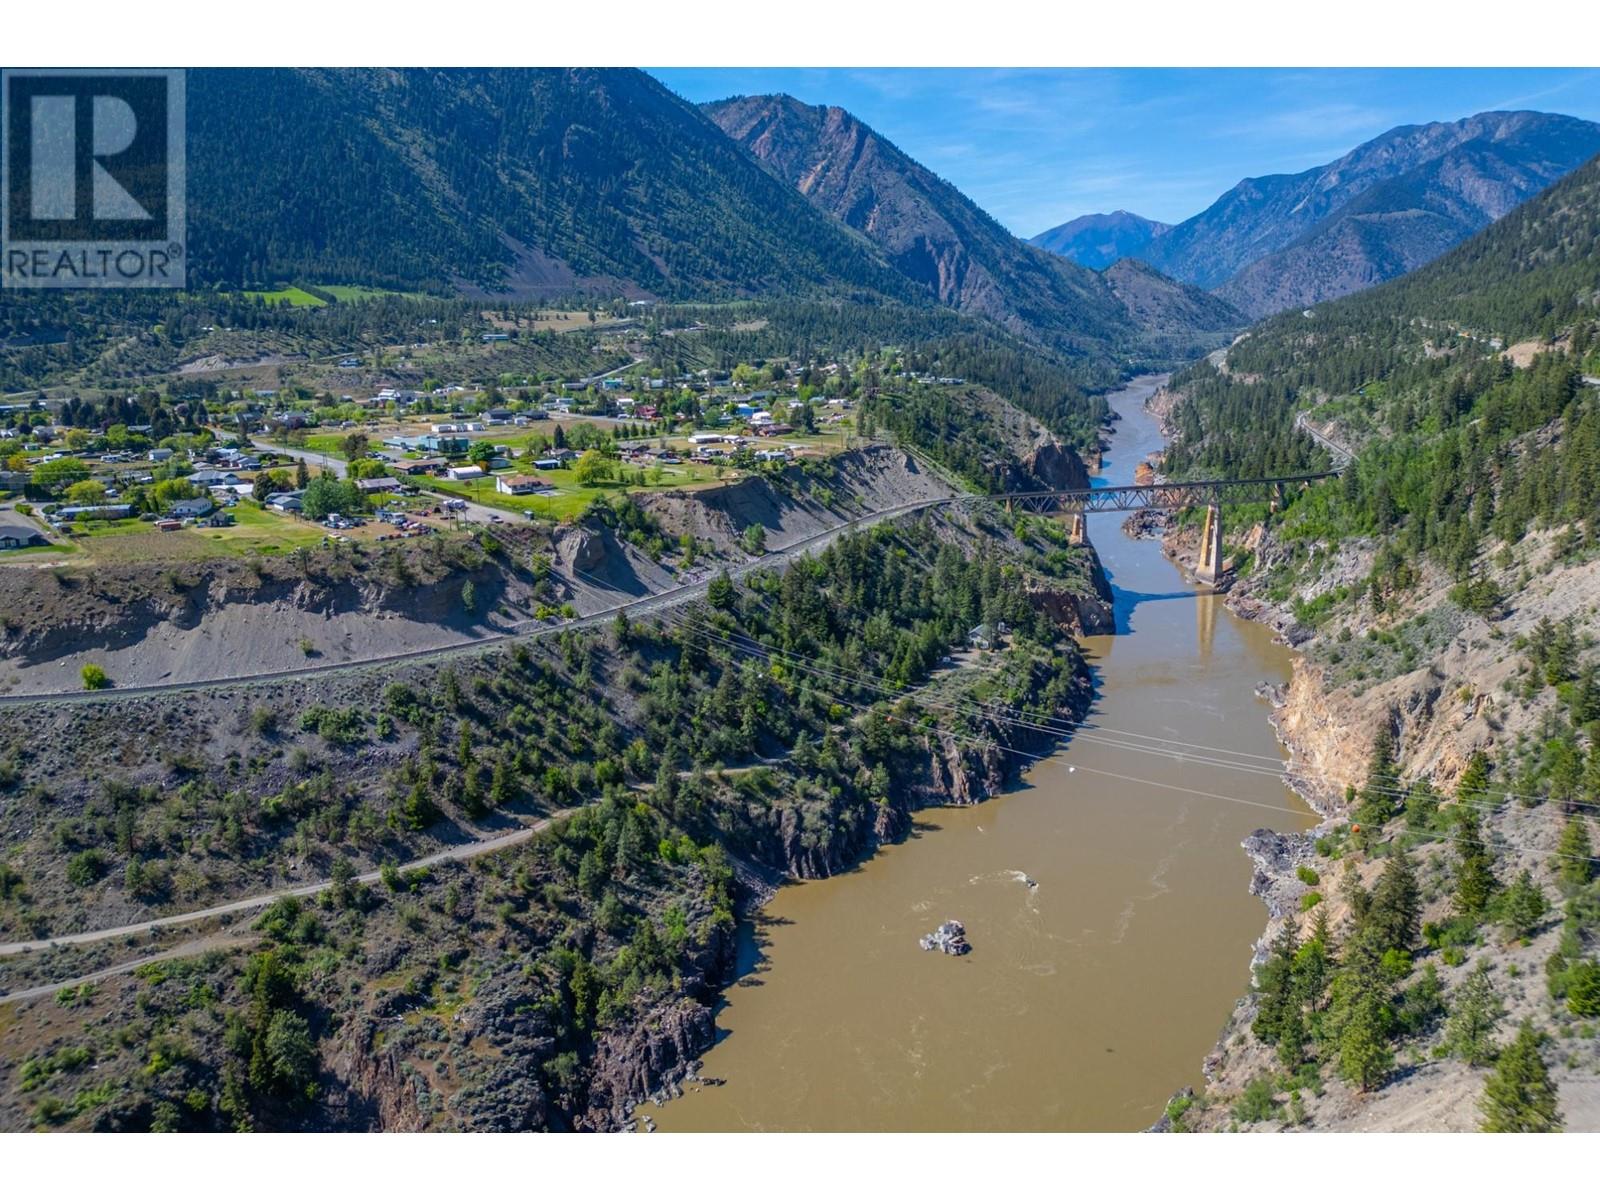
[496,474,546,495]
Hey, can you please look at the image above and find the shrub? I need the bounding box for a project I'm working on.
[1295,865,1321,886]
[1231,1076,1280,1124]
[65,850,106,887]
[80,663,109,690]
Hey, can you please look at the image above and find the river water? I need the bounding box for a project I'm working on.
[654,375,1316,1131]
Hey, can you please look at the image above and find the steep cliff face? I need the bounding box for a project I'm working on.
[704,93,1236,361]
[1143,111,1600,304]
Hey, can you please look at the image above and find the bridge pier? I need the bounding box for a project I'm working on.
[1067,510,1088,546]
[1270,482,1284,513]
[1196,502,1223,586]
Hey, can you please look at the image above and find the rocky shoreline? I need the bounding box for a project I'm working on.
[616,592,1102,1132]
[1123,413,1349,1128]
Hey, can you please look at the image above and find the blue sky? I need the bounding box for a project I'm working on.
[651,68,1600,236]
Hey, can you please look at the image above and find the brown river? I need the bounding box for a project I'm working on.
[655,374,1317,1131]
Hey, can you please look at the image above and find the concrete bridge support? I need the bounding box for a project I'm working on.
[1067,510,1088,546]
[1196,503,1223,586]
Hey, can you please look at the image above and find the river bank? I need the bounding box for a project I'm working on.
[1141,388,1600,1132]
[652,375,1318,1132]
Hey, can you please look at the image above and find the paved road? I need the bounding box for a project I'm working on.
[0,494,945,708]
[0,809,577,959]
[251,437,348,479]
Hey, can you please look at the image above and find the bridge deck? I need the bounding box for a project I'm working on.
[952,472,1339,513]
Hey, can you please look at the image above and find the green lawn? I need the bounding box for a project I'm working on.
[74,517,152,538]
[0,540,72,558]
[425,476,595,521]
[195,502,329,555]
[426,461,726,522]
[319,284,432,303]
[240,286,327,308]
[61,504,328,558]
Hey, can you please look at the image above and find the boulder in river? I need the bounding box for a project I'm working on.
[919,919,971,956]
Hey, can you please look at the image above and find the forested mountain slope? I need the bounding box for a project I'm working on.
[1156,149,1600,1133]
[1034,111,1600,318]
[703,93,1241,360]
[185,69,915,300]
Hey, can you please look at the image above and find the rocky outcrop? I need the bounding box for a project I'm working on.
[581,998,717,1130]
[1020,438,1091,492]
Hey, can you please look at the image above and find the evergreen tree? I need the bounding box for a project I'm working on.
[1555,815,1595,888]
[1480,1022,1562,1132]
[1444,959,1504,1067]
[1498,869,1550,940]
[1293,906,1336,1014]
[1367,848,1421,953]
[1452,809,1497,919]
[1252,924,1300,1046]
[1326,932,1394,1092]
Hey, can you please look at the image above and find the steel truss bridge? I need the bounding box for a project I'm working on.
[952,472,1341,516]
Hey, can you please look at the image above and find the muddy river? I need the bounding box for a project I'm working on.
[654,375,1316,1131]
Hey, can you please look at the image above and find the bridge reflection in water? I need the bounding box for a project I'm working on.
[949,471,1339,587]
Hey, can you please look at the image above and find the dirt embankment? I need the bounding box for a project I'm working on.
[1153,509,1600,1131]
[0,448,956,695]
[637,445,953,558]
[0,537,542,695]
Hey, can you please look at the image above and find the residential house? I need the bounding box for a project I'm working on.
[495,474,547,496]
[397,457,448,476]
[56,503,133,521]
[355,477,401,495]
[265,491,304,513]
[188,469,241,487]
[0,520,45,550]
[169,497,214,520]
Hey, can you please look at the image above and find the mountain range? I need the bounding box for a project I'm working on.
[703,94,1240,359]
[176,70,1242,376]
[1028,211,1170,270]
[1031,110,1600,318]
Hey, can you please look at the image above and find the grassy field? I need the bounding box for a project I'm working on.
[427,459,726,516]
[192,502,331,555]
[240,286,328,308]
[0,541,74,559]
[321,285,432,303]
[51,503,332,561]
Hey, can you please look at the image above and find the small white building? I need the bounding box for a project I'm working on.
[446,464,486,482]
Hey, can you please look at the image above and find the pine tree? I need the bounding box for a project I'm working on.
[1556,815,1594,888]
[1337,990,1394,1093]
[1339,863,1372,929]
[1456,752,1493,804]
[1499,869,1549,940]
[1367,848,1421,953]
[1293,907,1336,1013]
[1327,931,1394,1091]
[1452,809,1497,919]
[1444,959,1504,1067]
[1480,1022,1562,1132]
[1252,924,1300,1046]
